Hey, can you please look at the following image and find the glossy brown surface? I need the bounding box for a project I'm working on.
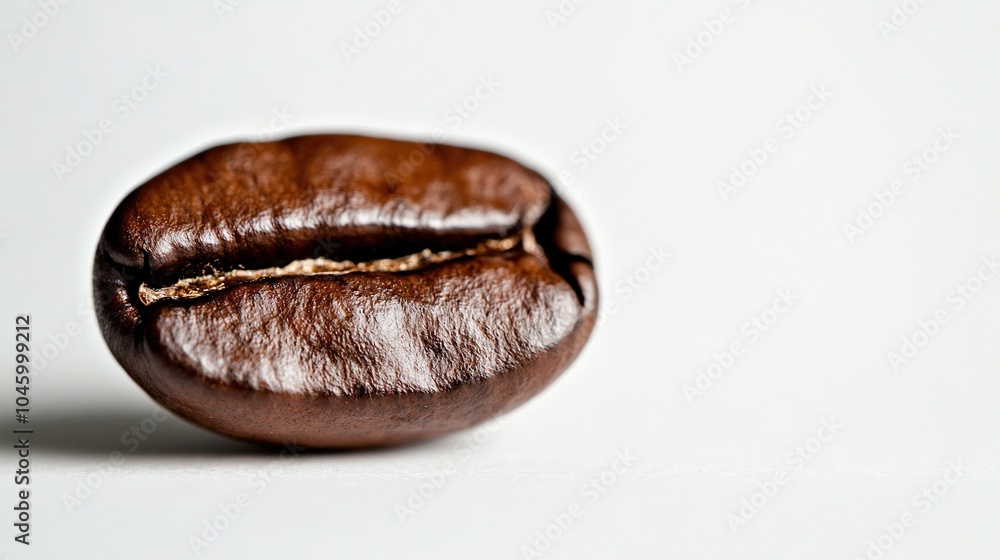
[93,134,597,448]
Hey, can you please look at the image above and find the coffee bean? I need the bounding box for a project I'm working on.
[93,134,597,448]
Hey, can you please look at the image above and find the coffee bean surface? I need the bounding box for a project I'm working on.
[93,134,597,448]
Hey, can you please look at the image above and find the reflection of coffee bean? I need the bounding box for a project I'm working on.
[93,134,598,448]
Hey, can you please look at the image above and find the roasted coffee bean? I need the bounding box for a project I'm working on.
[93,134,598,448]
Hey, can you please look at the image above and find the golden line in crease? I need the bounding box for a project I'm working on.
[137,230,541,306]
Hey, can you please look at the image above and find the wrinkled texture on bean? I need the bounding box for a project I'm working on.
[93,134,598,448]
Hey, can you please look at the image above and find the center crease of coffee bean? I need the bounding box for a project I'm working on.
[136,229,543,306]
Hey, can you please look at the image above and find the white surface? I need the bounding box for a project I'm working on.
[1,1,999,559]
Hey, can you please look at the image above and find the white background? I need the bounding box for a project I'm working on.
[1,1,998,558]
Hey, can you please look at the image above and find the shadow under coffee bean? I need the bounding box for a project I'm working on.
[92,134,598,448]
